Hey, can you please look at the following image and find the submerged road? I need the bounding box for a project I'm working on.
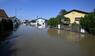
[0,25,95,56]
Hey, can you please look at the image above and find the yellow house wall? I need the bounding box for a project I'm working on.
[64,11,86,24]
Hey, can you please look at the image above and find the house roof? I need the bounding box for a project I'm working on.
[35,17,47,21]
[64,9,89,15]
[0,9,8,18]
[9,16,17,19]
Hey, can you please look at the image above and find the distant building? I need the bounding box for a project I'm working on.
[29,17,48,28]
[64,9,89,24]
[30,20,37,26]
[36,17,47,26]
[9,16,20,28]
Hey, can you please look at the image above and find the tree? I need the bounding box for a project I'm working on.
[55,15,64,24]
[80,12,95,35]
[31,20,36,23]
[56,9,67,24]
[47,18,58,27]
[59,9,67,16]
[61,17,70,25]
[48,9,68,27]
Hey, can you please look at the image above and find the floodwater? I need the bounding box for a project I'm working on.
[0,24,95,56]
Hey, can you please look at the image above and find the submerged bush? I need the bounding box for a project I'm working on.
[80,12,95,35]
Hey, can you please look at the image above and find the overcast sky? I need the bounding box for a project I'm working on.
[0,0,95,20]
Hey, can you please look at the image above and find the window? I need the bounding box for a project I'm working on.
[75,17,81,21]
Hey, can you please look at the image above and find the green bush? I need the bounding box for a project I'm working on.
[48,18,58,27]
[48,9,68,28]
[80,12,95,35]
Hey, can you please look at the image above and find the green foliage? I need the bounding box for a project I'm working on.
[80,12,95,34]
[59,9,67,16]
[48,18,58,27]
[64,17,70,21]
[64,17,70,24]
[48,9,68,27]
[56,15,65,23]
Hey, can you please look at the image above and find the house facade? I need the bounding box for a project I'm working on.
[64,10,88,24]
[36,17,47,28]
[36,18,47,26]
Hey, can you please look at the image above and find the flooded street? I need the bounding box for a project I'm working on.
[0,25,95,56]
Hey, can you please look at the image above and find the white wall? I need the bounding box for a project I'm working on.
[36,19,46,26]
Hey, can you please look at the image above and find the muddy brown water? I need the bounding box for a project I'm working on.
[0,25,95,56]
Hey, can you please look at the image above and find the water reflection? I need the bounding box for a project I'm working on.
[48,29,79,42]
[13,24,20,31]
[0,24,20,56]
[0,25,95,56]
[79,35,95,56]
[47,29,95,43]
[0,24,20,42]
[0,31,13,42]
[47,29,95,56]
[0,39,16,56]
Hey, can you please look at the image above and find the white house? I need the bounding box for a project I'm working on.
[35,17,47,28]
